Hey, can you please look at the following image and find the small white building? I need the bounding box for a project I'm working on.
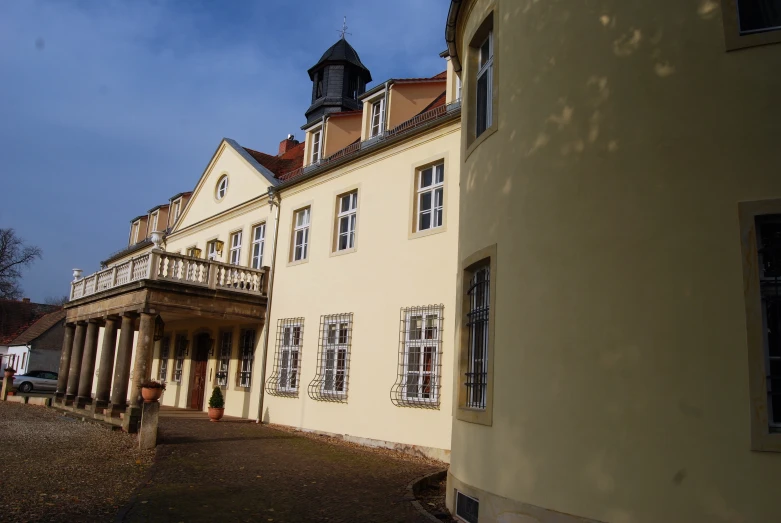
[5,310,65,374]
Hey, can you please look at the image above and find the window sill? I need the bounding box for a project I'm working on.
[287,257,310,268]
[409,224,447,241]
[456,406,493,426]
[752,430,781,452]
[330,247,357,257]
[465,122,497,161]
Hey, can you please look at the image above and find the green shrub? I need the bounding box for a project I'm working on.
[208,386,225,409]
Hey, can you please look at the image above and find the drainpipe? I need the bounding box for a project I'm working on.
[256,187,282,423]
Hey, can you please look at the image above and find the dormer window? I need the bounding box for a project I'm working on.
[150,212,159,234]
[172,199,181,223]
[370,99,385,137]
[131,221,140,245]
[348,75,358,100]
[311,130,322,164]
[315,72,323,99]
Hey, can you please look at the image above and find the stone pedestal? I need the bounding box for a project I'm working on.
[1,375,14,401]
[138,401,160,449]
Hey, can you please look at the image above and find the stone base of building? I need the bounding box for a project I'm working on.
[273,423,450,463]
[445,471,604,523]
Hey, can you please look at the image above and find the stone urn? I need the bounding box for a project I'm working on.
[208,407,225,422]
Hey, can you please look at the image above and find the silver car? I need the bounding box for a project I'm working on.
[13,370,58,393]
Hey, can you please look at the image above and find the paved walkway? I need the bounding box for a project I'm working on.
[118,407,445,522]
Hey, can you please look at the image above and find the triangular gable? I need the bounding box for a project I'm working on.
[173,138,279,233]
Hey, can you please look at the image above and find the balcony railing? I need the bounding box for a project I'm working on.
[70,251,268,301]
[278,100,461,183]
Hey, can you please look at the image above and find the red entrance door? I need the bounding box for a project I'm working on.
[189,334,211,410]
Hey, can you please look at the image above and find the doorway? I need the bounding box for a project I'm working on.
[189,333,211,410]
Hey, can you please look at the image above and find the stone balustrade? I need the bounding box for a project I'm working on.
[70,251,268,301]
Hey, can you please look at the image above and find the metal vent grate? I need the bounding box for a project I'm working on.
[266,318,305,397]
[308,313,353,402]
[390,304,444,409]
[455,491,479,523]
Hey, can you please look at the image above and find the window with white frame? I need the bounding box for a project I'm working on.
[173,335,187,383]
[311,130,322,164]
[158,336,170,382]
[466,265,490,409]
[417,163,445,232]
[266,318,305,396]
[150,212,159,234]
[207,240,219,261]
[172,199,181,222]
[336,191,357,251]
[292,207,310,262]
[251,223,266,269]
[238,328,255,388]
[456,76,462,101]
[229,231,242,265]
[308,313,352,401]
[131,221,140,244]
[391,305,444,408]
[476,30,493,138]
[216,330,232,387]
[216,175,228,200]
[370,99,385,137]
[737,0,781,34]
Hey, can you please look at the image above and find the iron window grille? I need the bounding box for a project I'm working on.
[465,265,490,409]
[308,313,353,402]
[266,318,305,397]
[475,30,493,137]
[737,0,781,34]
[158,336,170,382]
[216,330,232,387]
[229,231,242,265]
[237,328,255,388]
[417,163,445,231]
[293,208,310,261]
[391,305,444,409]
[173,335,188,383]
[757,215,781,430]
[455,491,480,523]
[337,191,357,251]
[251,223,266,269]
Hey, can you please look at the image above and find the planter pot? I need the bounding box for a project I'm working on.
[141,387,163,403]
[208,407,225,422]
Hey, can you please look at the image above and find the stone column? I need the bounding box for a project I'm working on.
[94,316,119,412]
[109,314,135,415]
[55,323,76,401]
[65,322,87,403]
[76,320,100,408]
[124,312,155,433]
[129,312,156,409]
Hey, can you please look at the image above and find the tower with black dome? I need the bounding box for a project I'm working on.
[304,37,372,126]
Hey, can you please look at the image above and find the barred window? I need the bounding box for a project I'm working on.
[238,328,255,388]
[216,330,232,387]
[757,216,781,429]
[173,335,188,383]
[391,305,444,408]
[308,313,353,402]
[466,266,490,409]
[266,318,304,396]
[158,336,170,382]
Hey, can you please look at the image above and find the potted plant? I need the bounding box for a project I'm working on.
[208,386,225,422]
[3,367,15,379]
[140,380,166,403]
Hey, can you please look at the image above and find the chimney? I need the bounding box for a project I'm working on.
[278,134,299,156]
[22,298,30,303]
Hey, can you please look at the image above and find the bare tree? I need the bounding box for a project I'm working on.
[0,228,42,300]
[44,294,70,306]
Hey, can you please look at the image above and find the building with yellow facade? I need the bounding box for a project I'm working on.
[57,37,462,461]
[444,0,781,522]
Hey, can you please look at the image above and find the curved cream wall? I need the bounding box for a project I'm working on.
[450,0,781,522]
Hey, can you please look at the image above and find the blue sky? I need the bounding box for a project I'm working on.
[0,0,450,302]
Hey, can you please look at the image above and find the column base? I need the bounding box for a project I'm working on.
[64,394,76,406]
[75,396,92,409]
[122,406,142,433]
[54,392,66,403]
[106,402,127,419]
[93,399,110,413]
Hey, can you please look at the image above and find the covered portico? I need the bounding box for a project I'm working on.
[56,248,268,432]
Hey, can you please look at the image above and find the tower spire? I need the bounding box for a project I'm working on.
[337,16,352,40]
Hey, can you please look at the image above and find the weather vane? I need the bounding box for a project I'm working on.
[337,16,352,40]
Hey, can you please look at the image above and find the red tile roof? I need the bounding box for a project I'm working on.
[431,70,447,79]
[0,300,61,345]
[244,141,306,178]
[10,309,65,346]
[327,110,362,118]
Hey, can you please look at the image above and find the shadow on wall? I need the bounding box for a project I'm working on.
[457,0,781,522]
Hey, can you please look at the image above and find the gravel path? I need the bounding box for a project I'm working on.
[120,409,446,523]
[0,402,155,522]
